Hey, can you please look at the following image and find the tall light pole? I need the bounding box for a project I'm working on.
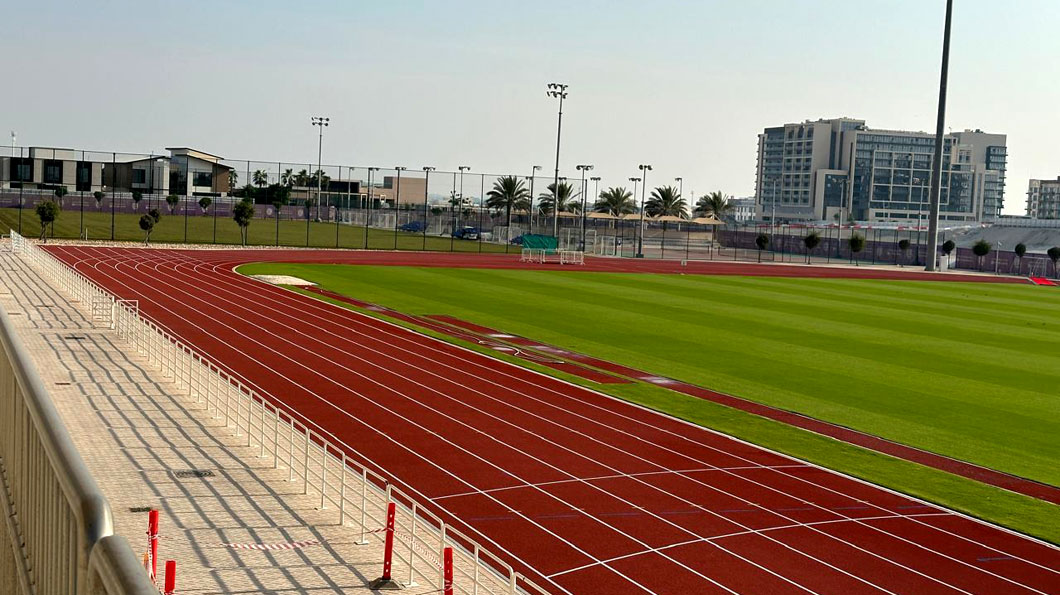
[546,83,568,237]
[528,164,542,234]
[577,164,593,249]
[913,175,924,265]
[590,176,601,209]
[421,166,435,250]
[925,0,953,272]
[365,166,379,249]
[311,116,329,221]
[637,164,652,258]
[458,165,471,232]
[394,166,406,249]
[628,177,641,257]
[675,177,683,202]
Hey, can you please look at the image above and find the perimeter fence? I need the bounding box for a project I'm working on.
[11,230,552,595]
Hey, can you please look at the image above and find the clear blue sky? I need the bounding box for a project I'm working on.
[3,0,1057,212]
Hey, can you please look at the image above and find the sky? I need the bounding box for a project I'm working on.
[3,0,1058,213]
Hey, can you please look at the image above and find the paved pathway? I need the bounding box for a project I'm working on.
[0,249,430,594]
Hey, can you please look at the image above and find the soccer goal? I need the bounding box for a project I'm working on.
[595,235,618,256]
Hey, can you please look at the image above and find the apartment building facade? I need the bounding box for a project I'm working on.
[754,118,1007,224]
[1026,177,1060,219]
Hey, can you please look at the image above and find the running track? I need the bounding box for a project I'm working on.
[46,246,1059,594]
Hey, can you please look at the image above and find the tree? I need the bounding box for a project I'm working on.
[755,233,769,263]
[972,239,991,271]
[280,168,295,187]
[594,187,636,217]
[233,198,255,246]
[694,191,732,220]
[198,196,212,212]
[538,181,579,215]
[35,200,61,241]
[229,169,239,188]
[148,208,162,224]
[942,239,956,269]
[897,239,911,266]
[848,233,866,265]
[1048,247,1060,279]
[803,231,821,264]
[294,169,312,187]
[253,169,269,188]
[1014,242,1027,275]
[54,186,68,202]
[94,191,104,210]
[486,176,530,240]
[165,194,179,213]
[139,214,157,245]
[132,190,143,208]
[645,185,687,218]
[271,194,289,245]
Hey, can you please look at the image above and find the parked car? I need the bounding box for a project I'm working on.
[451,226,481,240]
[398,221,426,233]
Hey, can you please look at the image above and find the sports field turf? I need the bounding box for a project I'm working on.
[0,207,507,252]
[238,262,1060,540]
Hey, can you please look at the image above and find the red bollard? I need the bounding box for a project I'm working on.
[368,502,400,590]
[147,510,160,582]
[443,546,453,595]
[164,560,176,594]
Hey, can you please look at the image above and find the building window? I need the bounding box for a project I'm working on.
[12,159,32,181]
[43,160,62,184]
[133,169,147,184]
[193,171,213,187]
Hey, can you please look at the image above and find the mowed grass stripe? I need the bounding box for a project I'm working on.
[237,264,1060,489]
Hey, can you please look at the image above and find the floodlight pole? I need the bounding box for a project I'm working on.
[629,176,640,257]
[546,83,568,237]
[458,166,471,235]
[311,116,329,222]
[577,164,593,250]
[528,165,541,234]
[925,0,953,272]
[637,164,652,258]
[394,166,406,250]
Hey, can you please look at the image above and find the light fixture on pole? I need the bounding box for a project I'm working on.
[311,116,329,221]
[629,176,641,256]
[675,177,683,202]
[637,164,652,258]
[365,167,379,249]
[394,166,406,249]
[576,164,594,249]
[528,164,542,234]
[546,83,568,237]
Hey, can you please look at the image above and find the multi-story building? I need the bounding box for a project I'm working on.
[1,147,104,192]
[1026,177,1060,219]
[754,118,1007,224]
[730,197,755,223]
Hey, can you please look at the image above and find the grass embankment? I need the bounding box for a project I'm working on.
[0,207,508,253]
[236,263,1060,543]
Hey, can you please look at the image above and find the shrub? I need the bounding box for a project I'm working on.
[165,194,180,212]
[802,231,821,264]
[972,239,991,271]
[35,200,61,242]
[139,215,155,245]
[848,233,865,265]
[754,233,769,263]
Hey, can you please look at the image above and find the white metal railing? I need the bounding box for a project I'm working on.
[12,230,553,595]
[0,235,157,595]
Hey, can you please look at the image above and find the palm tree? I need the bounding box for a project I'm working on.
[695,191,733,220]
[486,176,530,239]
[253,169,269,188]
[280,168,295,187]
[594,187,636,217]
[645,185,687,218]
[538,181,580,215]
[294,169,311,187]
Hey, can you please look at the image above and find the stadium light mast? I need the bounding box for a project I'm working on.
[629,176,641,255]
[458,165,471,231]
[637,164,652,258]
[546,83,568,237]
[577,164,594,249]
[528,164,542,234]
[393,166,406,249]
[925,0,953,272]
[311,116,329,220]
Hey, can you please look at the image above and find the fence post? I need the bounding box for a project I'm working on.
[443,547,454,595]
[368,502,400,590]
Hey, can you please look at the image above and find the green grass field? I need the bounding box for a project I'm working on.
[0,207,507,253]
[238,262,1060,542]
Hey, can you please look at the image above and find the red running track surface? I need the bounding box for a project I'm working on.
[47,246,1059,594]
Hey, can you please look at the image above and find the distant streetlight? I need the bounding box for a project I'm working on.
[365,166,379,249]
[394,166,406,249]
[577,164,594,249]
[421,166,435,250]
[546,83,568,236]
[458,165,471,232]
[311,116,329,220]
[637,164,652,257]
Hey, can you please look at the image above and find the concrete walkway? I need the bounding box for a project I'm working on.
[0,249,430,594]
